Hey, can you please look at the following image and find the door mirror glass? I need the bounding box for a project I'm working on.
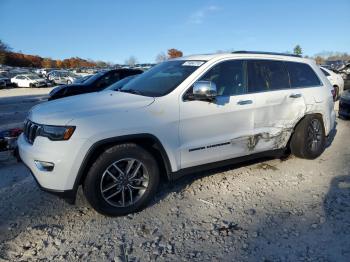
[193,81,217,101]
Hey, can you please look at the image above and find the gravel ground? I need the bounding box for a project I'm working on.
[0,89,349,261]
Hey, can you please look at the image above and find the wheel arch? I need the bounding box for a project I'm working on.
[73,134,172,192]
[287,112,325,148]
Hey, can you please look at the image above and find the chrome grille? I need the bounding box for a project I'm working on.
[24,120,41,144]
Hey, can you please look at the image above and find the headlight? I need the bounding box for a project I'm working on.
[39,125,75,141]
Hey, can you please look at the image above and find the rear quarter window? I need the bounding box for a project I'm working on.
[285,62,322,88]
[320,68,330,76]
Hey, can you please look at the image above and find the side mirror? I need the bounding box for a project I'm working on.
[193,81,217,101]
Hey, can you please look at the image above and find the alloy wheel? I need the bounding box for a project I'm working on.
[100,158,149,207]
[307,119,323,152]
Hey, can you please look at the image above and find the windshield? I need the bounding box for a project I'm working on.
[120,60,204,97]
[27,74,40,80]
[105,75,137,91]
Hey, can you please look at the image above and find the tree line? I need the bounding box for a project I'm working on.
[0,40,101,68]
[0,39,185,68]
[1,39,348,69]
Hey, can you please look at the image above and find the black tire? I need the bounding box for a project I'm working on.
[290,114,326,159]
[29,83,35,88]
[83,143,160,216]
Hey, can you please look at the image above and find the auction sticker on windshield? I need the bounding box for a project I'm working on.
[182,61,205,67]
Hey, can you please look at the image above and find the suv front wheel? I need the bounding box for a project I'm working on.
[290,114,326,159]
[83,143,160,216]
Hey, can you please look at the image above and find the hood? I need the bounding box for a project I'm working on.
[29,91,155,125]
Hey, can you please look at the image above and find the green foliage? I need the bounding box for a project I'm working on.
[293,45,303,56]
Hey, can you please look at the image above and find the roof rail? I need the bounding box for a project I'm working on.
[232,51,302,58]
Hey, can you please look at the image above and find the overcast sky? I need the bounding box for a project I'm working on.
[1,0,349,63]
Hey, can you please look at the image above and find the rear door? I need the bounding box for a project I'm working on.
[284,61,324,103]
[246,60,307,152]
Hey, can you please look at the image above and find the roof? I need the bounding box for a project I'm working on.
[176,51,307,63]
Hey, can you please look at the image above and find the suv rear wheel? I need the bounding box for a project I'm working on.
[83,143,159,216]
[290,114,326,159]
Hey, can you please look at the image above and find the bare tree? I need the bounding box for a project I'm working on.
[314,56,325,65]
[155,52,167,63]
[125,56,137,67]
[0,39,10,64]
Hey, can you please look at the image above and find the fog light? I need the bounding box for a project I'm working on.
[34,160,55,172]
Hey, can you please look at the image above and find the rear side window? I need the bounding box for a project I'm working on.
[285,62,321,88]
[247,60,290,93]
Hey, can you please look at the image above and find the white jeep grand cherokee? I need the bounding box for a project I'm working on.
[18,52,336,216]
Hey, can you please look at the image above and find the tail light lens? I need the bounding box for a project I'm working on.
[331,87,336,101]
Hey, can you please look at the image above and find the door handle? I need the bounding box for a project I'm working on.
[237,100,253,105]
[289,93,302,98]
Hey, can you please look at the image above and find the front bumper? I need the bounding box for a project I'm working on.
[21,161,76,203]
[18,133,88,194]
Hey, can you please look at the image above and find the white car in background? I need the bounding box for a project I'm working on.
[11,74,47,88]
[48,70,80,85]
[320,67,344,100]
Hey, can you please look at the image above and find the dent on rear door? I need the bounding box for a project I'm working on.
[247,90,307,152]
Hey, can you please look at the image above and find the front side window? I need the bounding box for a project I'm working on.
[199,60,246,96]
[285,62,321,88]
[247,60,290,93]
[120,60,202,97]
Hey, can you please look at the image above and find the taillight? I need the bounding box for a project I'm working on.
[331,87,336,101]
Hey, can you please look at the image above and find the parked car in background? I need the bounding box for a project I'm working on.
[47,70,80,85]
[337,63,350,83]
[11,74,47,87]
[326,60,346,70]
[0,78,7,88]
[48,69,143,100]
[73,74,93,84]
[0,74,11,88]
[104,75,138,91]
[320,67,344,100]
[19,52,336,216]
[339,90,350,119]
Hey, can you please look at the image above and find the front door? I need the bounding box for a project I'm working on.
[179,60,254,169]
